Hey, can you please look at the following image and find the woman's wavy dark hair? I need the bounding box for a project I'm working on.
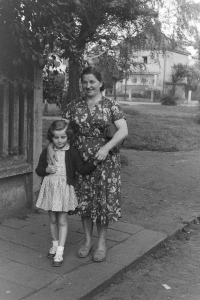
[47,120,72,142]
[80,66,105,92]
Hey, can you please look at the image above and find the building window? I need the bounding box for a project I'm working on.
[141,78,147,84]
[132,77,137,83]
[143,56,148,64]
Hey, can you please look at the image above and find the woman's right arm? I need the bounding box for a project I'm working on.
[36,149,57,176]
[47,142,56,165]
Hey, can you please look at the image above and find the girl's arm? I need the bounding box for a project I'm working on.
[35,149,49,177]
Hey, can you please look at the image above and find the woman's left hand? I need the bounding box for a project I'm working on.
[95,146,109,162]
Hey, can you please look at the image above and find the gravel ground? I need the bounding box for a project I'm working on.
[93,220,200,300]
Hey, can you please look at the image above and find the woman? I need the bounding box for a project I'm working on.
[48,66,128,262]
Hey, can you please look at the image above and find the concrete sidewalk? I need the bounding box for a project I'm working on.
[0,211,168,300]
[2,148,200,300]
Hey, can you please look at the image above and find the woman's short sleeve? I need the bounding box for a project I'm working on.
[111,100,125,122]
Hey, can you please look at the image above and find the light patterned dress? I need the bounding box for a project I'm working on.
[62,96,125,224]
[36,144,78,212]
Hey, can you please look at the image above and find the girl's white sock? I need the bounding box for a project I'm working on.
[54,246,64,262]
[52,240,58,247]
[56,246,64,254]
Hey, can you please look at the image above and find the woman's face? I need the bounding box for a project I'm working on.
[82,73,102,98]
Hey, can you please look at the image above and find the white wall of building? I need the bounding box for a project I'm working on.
[116,49,189,99]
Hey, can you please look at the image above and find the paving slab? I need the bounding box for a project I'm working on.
[0,257,12,267]
[0,226,51,251]
[16,226,167,300]
[0,278,34,300]
[1,218,36,229]
[0,240,21,253]
[0,213,176,300]
[23,261,125,300]
[109,222,143,235]
[106,229,167,268]
[78,225,132,242]
[0,261,58,289]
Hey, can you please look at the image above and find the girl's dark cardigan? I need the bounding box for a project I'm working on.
[35,146,96,186]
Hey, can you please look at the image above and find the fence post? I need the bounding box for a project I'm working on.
[128,89,132,101]
[151,90,154,102]
[188,90,192,104]
[31,68,43,205]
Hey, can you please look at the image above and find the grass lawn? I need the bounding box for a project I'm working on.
[42,103,200,152]
[122,104,200,152]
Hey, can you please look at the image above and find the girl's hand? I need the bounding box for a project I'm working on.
[95,146,110,162]
[47,143,57,165]
[46,164,57,174]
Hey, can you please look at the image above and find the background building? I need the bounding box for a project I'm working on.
[116,47,190,100]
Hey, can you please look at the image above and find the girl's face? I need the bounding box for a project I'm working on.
[82,73,102,98]
[52,128,68,149]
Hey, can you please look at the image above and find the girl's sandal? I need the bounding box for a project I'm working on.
[46,246,57,259]
[93,248,107,262]
[78,243,93,258]
[52,253,63,267]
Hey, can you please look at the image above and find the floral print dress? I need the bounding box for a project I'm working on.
[62,96,125,224]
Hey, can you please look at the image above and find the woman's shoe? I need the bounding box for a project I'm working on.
[93,248,107,262]
[46,246,57,259]
[52,253,63,267]
[78,243,93,258]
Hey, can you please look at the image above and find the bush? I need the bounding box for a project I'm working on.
[195,110,200,124]
[43,72,64,105]
[143,88,161,99]
[161,94,177,106]
[131,92,144,98]
[116,93,128,97]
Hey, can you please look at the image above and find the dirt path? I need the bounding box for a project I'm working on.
[120,149,200,235]
[93,221,200,300]
[92,149,200,300]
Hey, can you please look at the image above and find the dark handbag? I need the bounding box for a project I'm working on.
[104,122,117,140]
[104,122,125,146]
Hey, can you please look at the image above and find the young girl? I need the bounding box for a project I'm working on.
[35,120,97,267]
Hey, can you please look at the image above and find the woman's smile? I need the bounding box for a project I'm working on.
[82,74,102,98]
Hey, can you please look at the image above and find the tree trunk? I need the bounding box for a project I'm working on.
[124,77,127,101]
[62,54,81,109]
[113,81,117,100]
[185,84,189,99]
[172,84,176,96]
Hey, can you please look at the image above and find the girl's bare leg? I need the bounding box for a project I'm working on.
[48,211,58,241]
[52,212,68,266]
[57,212,68,246]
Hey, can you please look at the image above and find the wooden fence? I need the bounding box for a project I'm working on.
[0,68,43,219]
[0,80,28,160]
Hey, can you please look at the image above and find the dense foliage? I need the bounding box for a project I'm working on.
[1,0,200,103]
[43,55,65,104]
[161,94,177,106]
